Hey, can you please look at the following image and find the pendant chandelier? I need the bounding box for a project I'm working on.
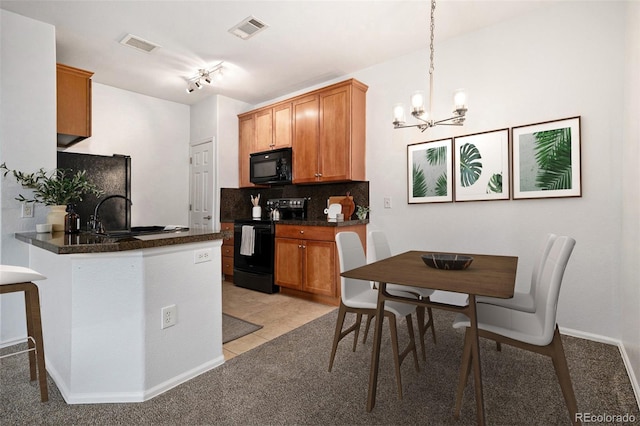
[392,0,468,132]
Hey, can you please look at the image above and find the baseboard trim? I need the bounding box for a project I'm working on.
[560,326,640,409]
[143,355,225,401]
[45,354,226,404]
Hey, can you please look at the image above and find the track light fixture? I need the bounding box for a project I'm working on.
[185,63,224,94]
[392,0,468,132]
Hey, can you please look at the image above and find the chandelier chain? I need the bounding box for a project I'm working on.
[391,0,467,132]
[429,0,435,77]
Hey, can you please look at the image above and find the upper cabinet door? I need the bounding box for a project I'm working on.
[272,102,292,150]
[292,95,320,184]
[56,63,93,147]
[254,109,273,152]
[318,86,350,182]
[238,114,255,188]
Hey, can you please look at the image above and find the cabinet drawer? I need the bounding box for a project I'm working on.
[275,224,335,241]
[222,245,234,257]
[222,256,234,276]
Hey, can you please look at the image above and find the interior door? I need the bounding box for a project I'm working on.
[189,139,215,231]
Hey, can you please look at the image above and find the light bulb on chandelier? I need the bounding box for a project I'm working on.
[392,0,468,132]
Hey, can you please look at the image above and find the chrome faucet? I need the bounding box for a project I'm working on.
[91,194,133,233]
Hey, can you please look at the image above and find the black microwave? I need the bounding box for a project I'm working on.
[250,147,292,185]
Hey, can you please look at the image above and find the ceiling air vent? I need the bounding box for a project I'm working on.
[228,16,268,40]
[119,34,161,53]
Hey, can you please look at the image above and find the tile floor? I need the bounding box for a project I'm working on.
[222,280,336,360]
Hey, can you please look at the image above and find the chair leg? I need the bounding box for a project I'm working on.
[416,307,427,361]
[362,313,374,344]
[328,304,348,372]
[23,289,37,381]
[352,313,363,352]
[454,328,473,419]
[424,297,437,345]
[405,314,420,373]
[386,313,403,400]
[26,283,48,402]
[549,327,580,425]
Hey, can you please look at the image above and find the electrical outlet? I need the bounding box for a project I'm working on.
[161,305,177,329]
[21,203,34,218]
[384,197,392,209]
[194,248,212,264]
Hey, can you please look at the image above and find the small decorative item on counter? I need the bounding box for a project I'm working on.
[339,191,355,219]
[64,204,80,234]
[35,223,52,233]
[251,193,261,219]
[355,205,370,220]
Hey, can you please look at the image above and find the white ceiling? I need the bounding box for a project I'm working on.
[1,0,550,106]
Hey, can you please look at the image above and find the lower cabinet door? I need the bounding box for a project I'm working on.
[303,240,336,297]
[275,237,303,290]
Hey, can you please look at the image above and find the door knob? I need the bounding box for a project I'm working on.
[203,215,212,220]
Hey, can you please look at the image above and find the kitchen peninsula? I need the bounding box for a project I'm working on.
[15,229,229,404]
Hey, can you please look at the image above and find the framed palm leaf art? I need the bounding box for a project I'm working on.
[512,117,581,199]
[407,138,453,203]
[454,128,510,201]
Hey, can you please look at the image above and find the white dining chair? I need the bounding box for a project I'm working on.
[452,235,578,424]
[364,230,437,361]
[477,233,557,351]
[329,232,420,399]
[477,233,557,313]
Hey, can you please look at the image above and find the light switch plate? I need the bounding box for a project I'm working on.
[21,203,34,218]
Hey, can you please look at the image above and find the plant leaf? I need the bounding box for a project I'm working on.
[459,143,482,187]
[412,164,428,197]
[533,128,572,190]
[486,173,503,194]
[435,173,448,196]
[426,146,447,166]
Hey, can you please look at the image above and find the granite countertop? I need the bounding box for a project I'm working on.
[220,218,368,227]
[15,229,231,255]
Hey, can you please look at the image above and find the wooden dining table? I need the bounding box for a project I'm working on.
[341,250,518,426]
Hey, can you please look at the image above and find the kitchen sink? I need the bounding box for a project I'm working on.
[99,226,189,238]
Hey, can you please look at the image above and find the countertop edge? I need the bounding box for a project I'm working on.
[16,230,231,255]
[220,218,368,227]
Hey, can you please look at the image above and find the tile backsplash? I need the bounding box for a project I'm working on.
[220,181,369,221]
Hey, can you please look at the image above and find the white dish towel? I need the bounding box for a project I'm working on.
[240,225,255,256]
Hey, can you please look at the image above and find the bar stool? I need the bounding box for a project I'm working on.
[0,265,48,402]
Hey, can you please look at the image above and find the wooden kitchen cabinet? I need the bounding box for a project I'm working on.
[238,115,255,188]
[291,94,320,183]
[221,222,234,282]
[237,79,366,187]
[56,63,94,147]
[238,102,292,187]
[274,223,365,306]
[293,79,367,184]
[253,102,292,152]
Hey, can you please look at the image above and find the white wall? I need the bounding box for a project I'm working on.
[217,95,249,190]
[621,1,640,397]
[65,84,190,226]
[190,93,249,228]
[350,1,629,338]
[0,10,56,342]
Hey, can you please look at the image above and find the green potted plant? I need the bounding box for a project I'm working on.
[1,163,103,231]
[355,205,370,221]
